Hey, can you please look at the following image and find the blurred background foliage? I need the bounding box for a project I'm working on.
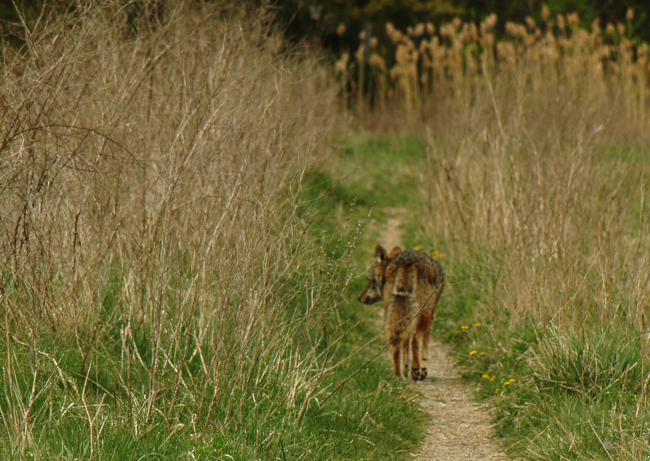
[1,0,649,49]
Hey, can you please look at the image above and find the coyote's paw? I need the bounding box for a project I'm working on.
[419,367,428,381]
[411,367,427,381]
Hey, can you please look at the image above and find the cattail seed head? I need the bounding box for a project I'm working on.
[496,41,516,66]
[369,53,386,70]
[481,13,498,34]
[335,52,349,73]
[481,33,494,47]
[387,25,403,44]
[468,23,479,42]
[440,23,453,38]
[591,18,601,35]
[506,21,527,39]
[525,16,536,31]
[354,44,365,61]
[487,14,498,29]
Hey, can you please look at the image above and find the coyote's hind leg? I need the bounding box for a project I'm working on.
[401,335,411,379]
[410,333,421,381]
[416,313,434,380]
[391,338,402,377]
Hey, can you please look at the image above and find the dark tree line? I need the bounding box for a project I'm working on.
[2,0,648,49]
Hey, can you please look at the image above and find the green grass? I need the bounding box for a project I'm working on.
[0,285,427,460]
[293,134,435,459]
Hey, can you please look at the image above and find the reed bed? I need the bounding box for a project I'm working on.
[341,8,650,138]
[0,1,345,458]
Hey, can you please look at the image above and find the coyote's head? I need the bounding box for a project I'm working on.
[358,245,402,304]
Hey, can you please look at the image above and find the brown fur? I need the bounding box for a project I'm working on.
[359,245,444,381]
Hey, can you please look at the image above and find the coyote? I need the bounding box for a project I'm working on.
[359,245,444,381]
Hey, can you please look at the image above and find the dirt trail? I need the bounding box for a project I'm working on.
[373,211,509,461]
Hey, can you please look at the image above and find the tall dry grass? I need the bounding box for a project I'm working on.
[426,128,648,329]
[0,1,342,457]
[411,12,650,330]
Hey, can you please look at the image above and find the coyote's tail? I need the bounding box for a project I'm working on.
[392,266,416,297]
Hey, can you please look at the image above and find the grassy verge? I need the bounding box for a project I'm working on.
[418,131,650,460]
[424,254,650,460]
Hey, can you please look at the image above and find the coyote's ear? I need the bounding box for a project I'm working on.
[388,247,402,258]
[374,245,387,263]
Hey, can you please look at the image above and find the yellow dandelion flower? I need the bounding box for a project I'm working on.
[482,374,491,379]
[508,378,516,383]
[413,245,423,251]
[461,325,469,330]
[470,350,479,356]
[605,293,612,298]
[479,352,485,356]
[490,376,496,382]
[474,322,482,327]
[503,381,511,386]
[430,250,441,259]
